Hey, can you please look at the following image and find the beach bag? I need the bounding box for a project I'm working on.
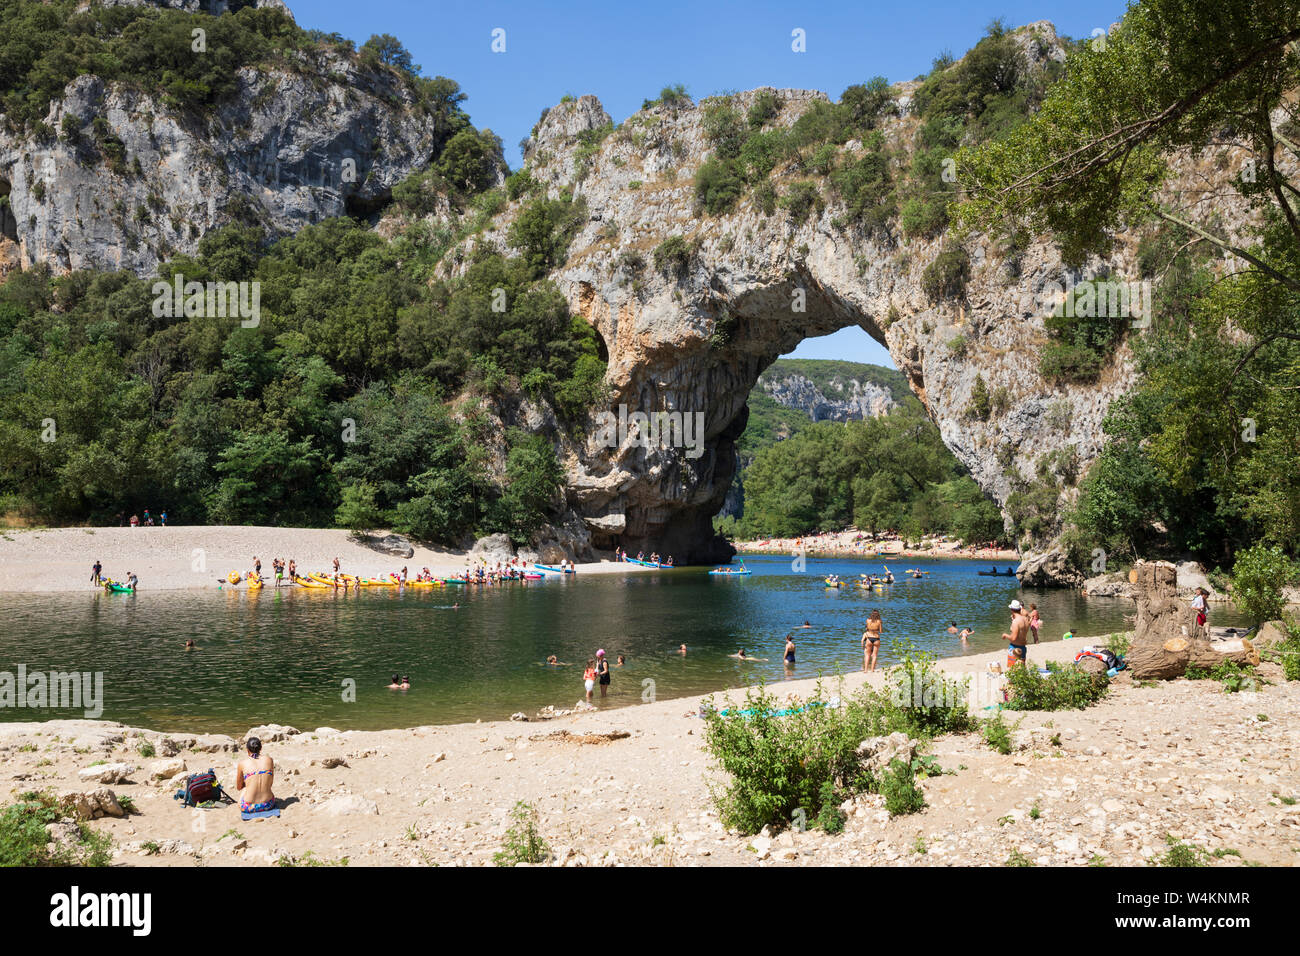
[173,768,224,808]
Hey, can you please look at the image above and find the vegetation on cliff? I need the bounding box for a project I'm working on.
[958,0,1300,572]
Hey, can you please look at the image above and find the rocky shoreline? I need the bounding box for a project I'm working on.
[3,633,1295,867]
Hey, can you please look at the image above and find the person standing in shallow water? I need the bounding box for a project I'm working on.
[596,650,610,698]
[583,659,597,701]
[862,610,883,672]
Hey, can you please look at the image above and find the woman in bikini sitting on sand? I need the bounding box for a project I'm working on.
[235,736,275,814]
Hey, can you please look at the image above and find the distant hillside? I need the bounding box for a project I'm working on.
[725,359,910,518]
[757,359,907,422]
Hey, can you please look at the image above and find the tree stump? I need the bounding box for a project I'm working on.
[1127,563,1259,680]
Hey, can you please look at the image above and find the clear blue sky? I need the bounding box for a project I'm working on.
[290,0,1129,367]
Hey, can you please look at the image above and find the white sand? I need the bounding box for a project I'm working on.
[0,526,650,592]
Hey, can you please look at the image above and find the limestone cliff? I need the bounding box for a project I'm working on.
[757,362,898,423]
[0,1,477,275]
[456,23,1251,565]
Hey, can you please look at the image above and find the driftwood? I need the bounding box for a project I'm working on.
[1127,563,1259,680]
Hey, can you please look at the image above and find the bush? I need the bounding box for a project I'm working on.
[780,181,823,223]
[653,235,692,274]
[0,792,112,866]
[983,712,1014,754]
[831,151,895,234]
[1183,660,1262,693]
[694,158,745,216]
[1230,544,1297,625]
[882,644,974,737]
[879,759,926,816]
[506,195,586,279]
[702,683,879,834]
[1003,662,1109,710]
[967,374,991,421]
[921,245,970,302]
[747,90,782,128]
[493,801,550,865]
[815,780,846,833]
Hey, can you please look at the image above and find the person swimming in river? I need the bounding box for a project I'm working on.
[729,649,769,662]
[386,674,402,689]
[545,655,570,666]
[796,621,812,629]
[946,622,959,633]
[677,644,687,655]
[959,627,973,642]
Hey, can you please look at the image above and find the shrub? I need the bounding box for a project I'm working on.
[967,374,991,420]
[694,158,745,216]
[505,170,537,200]
[747,90,783,128]
[1105,632,1131,659]
[921,245,970,302]
[701,99,747,159]
[0,792,112,866]
[1183,660,1263,693]
[653,235,692,274]
[506,195,586,278]
[983,712,1014,754]
[882,644,974,737]
[493,801,551,865]
[780,181,823,223]
[1230,544,1297,625]
[1003,662,1109,710]
[879,759,926,816]
[753,181,777,216]
[815,780,846,833]
[1158,835,1209,867]
[831,151,895,234]
[703,683,880,834]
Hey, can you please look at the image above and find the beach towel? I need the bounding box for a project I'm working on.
[240,803,281,821]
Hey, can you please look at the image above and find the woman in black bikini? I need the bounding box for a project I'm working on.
[784,636,796,667]
[862,610,883,672]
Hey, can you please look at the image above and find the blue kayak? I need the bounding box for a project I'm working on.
[533,565,574,574]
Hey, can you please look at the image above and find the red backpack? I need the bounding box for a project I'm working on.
[173,769,225,808]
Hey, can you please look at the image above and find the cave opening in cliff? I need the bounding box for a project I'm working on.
[0,179,17,242]
[345,191,392,224]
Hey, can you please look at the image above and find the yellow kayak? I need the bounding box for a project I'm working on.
[227,571,242,585]
[295,575,332,589]
[309,572,356,587]
[247,575,265,590]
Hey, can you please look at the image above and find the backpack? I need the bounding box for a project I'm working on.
[173,768,225,808]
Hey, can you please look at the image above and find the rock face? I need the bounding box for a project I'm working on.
[0,3,476,275]
[457,23,1253,564]
[473,19,1263,564]
[758,370,896,422]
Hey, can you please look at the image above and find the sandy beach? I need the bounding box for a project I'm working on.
[3,633,1295,867]
[734,529,1019,562]
[0,526,650,592]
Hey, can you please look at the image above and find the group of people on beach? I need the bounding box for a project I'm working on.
[118,509,166,527]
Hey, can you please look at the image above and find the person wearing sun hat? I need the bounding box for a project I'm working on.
[596,649,611,698]
[1002,599,1031,668]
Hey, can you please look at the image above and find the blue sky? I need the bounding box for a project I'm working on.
[290,0,1130,366]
